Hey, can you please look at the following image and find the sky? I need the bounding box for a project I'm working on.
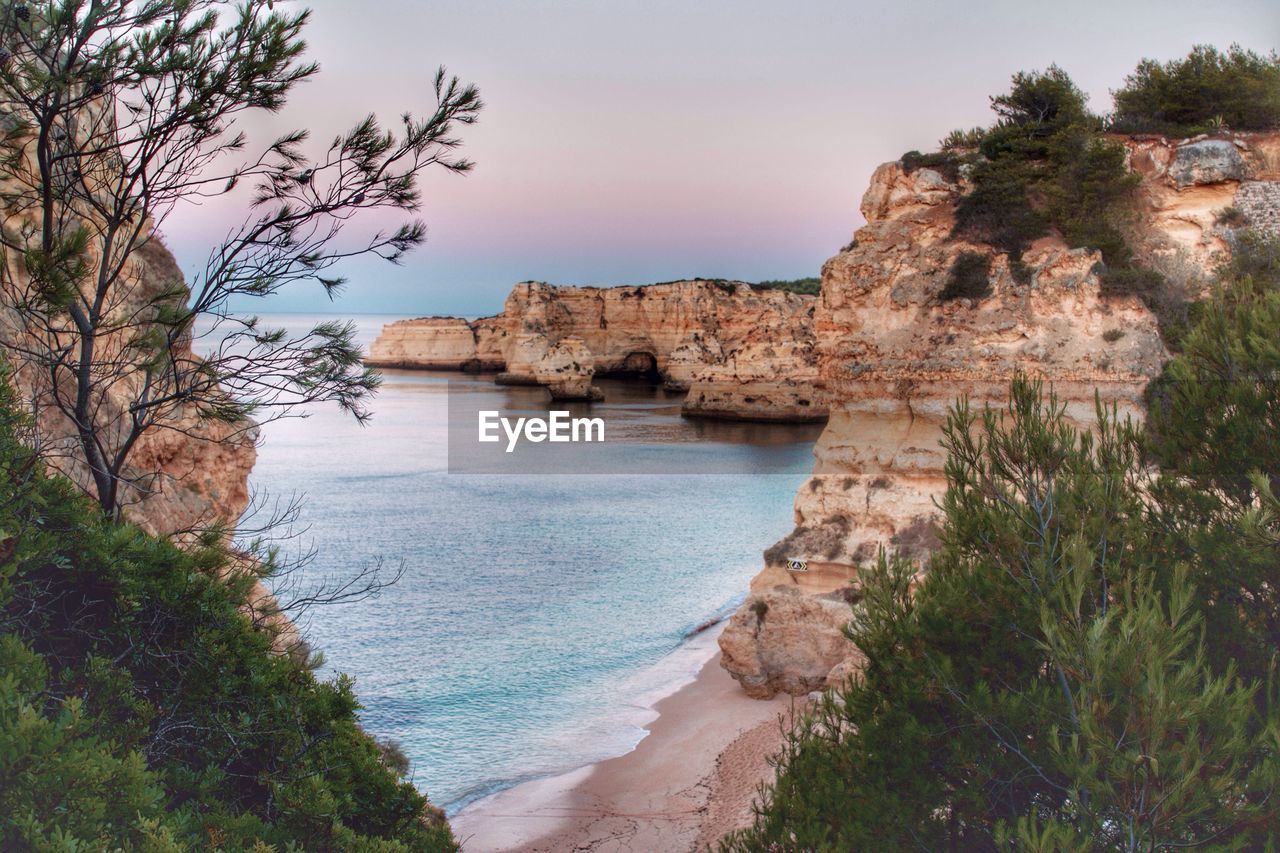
[158,0,1280,317]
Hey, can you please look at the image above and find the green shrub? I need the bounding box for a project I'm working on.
[953,66,1144,288]
[725,376,1280,850]
[1216,206,1249,228]
[954,156,1047,282]
[939,251,993,301]
[939,127,986,151]
[0,376,455,851]
[751,277,820,295]
[1112,44,1280,135]
[1224,229,1280,289]
[900,149,963,182]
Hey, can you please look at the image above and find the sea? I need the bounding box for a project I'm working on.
[196,312,820,814]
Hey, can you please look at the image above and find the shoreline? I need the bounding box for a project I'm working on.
[452,626,799,851]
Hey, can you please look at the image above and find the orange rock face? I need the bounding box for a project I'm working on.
[366,280,826,422]
[1,234,256,538]
[721,133,1280,698]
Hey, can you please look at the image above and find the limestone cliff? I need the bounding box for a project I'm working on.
[0,233,257,539]
[720,132,1280,698]
[365,280,827,422]
[0,228,286,647]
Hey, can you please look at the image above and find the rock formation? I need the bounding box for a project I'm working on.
[0,233,257,539]
[720,131,1280,698]
[533,336,602,401]
[365,280,826,422]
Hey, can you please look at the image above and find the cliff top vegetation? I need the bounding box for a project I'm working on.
[726,230,1280,849]
[0,368,456,850]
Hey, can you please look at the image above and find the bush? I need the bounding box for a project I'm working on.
[751,277,820,295]
[939,251,993,301]
[1216,206,1249,228]
[0,376,455,850]
[725,377,1280,850]
[989,65,1090,130]
[954,155,1047,282]
[1224,229,1280,289]
[939,126,986,151]
[953,67,1143,287]
[900,149,962,182]
[1112,44,1280,135]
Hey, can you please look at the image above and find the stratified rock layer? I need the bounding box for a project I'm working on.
[365,280,825,422]
[721,132,1280,698]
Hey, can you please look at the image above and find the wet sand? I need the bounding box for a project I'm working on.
[453,646,799,852]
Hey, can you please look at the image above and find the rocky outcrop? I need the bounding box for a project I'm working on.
[680,336,825,423]
[1168,139,1246,189]
[366,280,825,421]
[719,589,864,699]
[721,132,1280,698]
[534,337,602,401]
[1126,133,1280,265]
[365,316,490,371]
[0,233,257,539]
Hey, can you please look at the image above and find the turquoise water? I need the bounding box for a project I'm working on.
[210,313,819,813]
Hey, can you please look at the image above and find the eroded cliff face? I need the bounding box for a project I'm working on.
[365,280,827,422]
[720,132,1280,699]
[0,233,257,539]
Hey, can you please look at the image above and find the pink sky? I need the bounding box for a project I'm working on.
[159,0,1279,316]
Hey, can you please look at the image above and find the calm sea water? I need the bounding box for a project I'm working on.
[198,312,819,812]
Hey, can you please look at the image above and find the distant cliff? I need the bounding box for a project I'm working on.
[720,132,1280,698]
[366,279,827,422]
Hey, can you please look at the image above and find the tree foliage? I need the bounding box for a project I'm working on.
[0,374,454,850]
[1112,44,1280,136]
[1143,233,1280,684]
[725,236,1280,847]
[751,277,821,295]
[951,66,1140,287]
[0,0,480,519]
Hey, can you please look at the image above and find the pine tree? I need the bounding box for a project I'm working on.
[1145,233,1280,684]
[724,377,1280,850]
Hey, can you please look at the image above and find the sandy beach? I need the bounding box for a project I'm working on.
[452,631,800,852]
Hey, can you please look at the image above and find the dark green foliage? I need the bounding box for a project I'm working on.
[954,155,1046,282]
[953,66,1142,287]
[1112,44,1280,135]
[900,149,962,182]
[1225,228,1280,290]
[0,377,455,850]
[729,231,1280,850]
[725,376,1280,850]
[1144,240,1280,682]
[1045,127,1140,265]
[989,65,1090,129]
[939,126,986,151]
[1217,205,1249,228]
[939,251,992,301]
[751,277,821,295]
